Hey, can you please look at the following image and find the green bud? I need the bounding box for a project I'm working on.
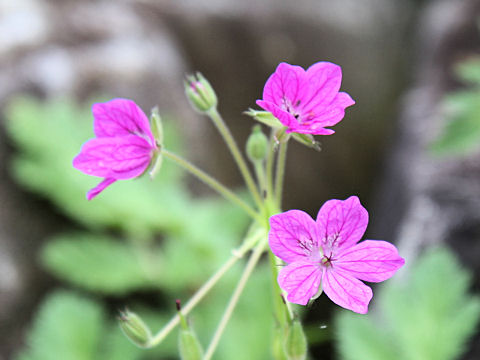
[148,150,163,179]
[284,319,307,360]
[246,125,268,162]
[272,326,288,360]
[176,300,204,360]
[118,309,152,348]
[179,328,204,360]
[185,72,217,113]
[244,109,282,128]
[148,107,163,179]
[150,106,164,146]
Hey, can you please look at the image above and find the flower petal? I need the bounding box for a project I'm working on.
[322,267,372,314]
[92,99,155,146]
[73,135,153,180]
[302,91,356,129]
[261,63,308,109]
[287,121,336,135]
[316,196,368,252]
[86,178,116,200]
[335,240,405,282]
[256,100,297,129]
[269,210,321,263]
[278,261,323,305]
[300,62,343,112]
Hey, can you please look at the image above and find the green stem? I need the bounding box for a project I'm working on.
[204,241,266,360]
[206,107,263,210]
[254,160,266,197]
[147,248,247,347]
[265,131,276,201]
[274,141,288,208]
[269,250,287,326]
[163,149,261,223]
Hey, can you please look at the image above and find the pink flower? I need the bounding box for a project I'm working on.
[268,196,404,314]
[256,62,355,135]
[73,98,158,200]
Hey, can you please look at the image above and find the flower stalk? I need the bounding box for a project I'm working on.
[146,230,264,348]
[162,149,262,223]
[204,240,267,360]
[206,107,264,210]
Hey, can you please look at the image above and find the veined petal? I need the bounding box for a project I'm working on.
[299,92,356,131]
[316,196,368,252]
[287,121,335,135]
[92,99,155,146]
[262,63,308,109]
[73,135,153,180]
[278,261,323,306]
[322,267,372,314]
[269,210,321,263]
[256,100,297,129]
[335,240,405,282]
[300,62,343,112]
[86,178,116,200]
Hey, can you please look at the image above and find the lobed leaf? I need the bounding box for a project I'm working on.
[15,291,106,360]
[335,247,480,360]
[41,234,162,294]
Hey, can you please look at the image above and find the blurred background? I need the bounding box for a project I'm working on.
[1,0,480,359]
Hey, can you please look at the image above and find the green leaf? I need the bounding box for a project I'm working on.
[454,56,480,85]
[41,233,162,294]
[15,291,106,360]
[431,56,480,156]
[4,97,188,237]
[431,91,480,155]
[335,312,400,360]
[335,248,480,360]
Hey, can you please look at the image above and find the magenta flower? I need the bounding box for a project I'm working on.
[73,98,158,200]
[269,196,404,314]
[256,62,355,135]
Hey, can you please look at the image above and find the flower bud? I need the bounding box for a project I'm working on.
[176,300,204,360]
[185,72,217,113]
[148,107,164,179]
[246,125,268,163]
[118,309,152,348]
[272,326,288,360]
[284,319,307,360]
[150,106,164,147]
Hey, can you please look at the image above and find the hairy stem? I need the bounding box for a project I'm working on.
[206,107,263,210]
[163,149,261,223]
[265,131,276,202]
[274,141,288,208]
[204,241,266,360]
[147,241,257,348]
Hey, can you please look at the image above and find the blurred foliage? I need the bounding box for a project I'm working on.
[335,248,480,360]
[431,56,480,155]
[5,97,272,359]
[16,291,106,360]
[41,234,161,294]
[15,267,272,360]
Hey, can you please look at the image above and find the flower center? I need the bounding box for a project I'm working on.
[321,255,332,267]
[281,97,301,122]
